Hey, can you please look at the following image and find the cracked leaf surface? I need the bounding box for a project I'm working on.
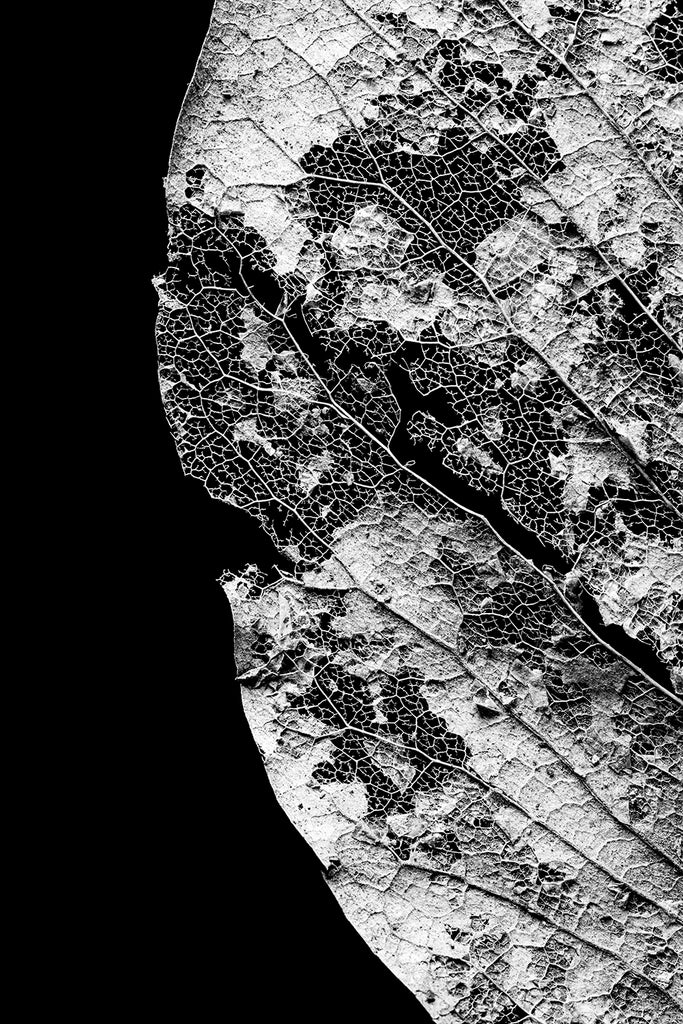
[157,1,683,1019]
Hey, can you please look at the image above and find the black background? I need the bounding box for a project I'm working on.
[113,4,430,1019]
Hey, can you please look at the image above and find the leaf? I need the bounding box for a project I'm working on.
[156,1,683,1019]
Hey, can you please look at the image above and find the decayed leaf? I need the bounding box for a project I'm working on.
[156,1,683,1019]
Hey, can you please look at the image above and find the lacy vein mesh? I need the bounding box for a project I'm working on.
[157,1,683,1020]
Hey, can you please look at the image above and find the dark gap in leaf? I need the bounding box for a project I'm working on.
[164,203,678,695]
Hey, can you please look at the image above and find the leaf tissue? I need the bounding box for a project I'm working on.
[156,1,683,1018]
